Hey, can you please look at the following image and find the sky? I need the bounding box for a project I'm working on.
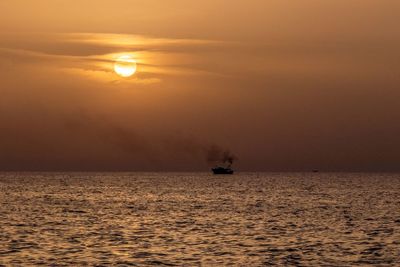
[0,0,400,171]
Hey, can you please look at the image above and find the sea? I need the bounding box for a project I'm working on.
[0,172,399,266]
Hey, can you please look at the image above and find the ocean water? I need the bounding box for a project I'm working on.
[0,172,399,266]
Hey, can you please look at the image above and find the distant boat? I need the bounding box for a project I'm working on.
[312,169,319,173]
[212,166,234,175]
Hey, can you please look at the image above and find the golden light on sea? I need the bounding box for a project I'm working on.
[114,55,137,77]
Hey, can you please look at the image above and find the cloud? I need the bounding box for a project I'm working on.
[0,32,228,82]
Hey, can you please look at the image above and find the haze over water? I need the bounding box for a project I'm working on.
[1,172,399,266]
[2,1,400,172]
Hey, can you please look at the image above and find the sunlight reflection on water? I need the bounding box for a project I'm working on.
[0,172,399,265]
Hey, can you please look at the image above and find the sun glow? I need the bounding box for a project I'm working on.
[114,55,137,77]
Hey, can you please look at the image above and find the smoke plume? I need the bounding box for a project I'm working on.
[206,144,238,166]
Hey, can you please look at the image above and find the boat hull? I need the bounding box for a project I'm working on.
[212,168,234,175]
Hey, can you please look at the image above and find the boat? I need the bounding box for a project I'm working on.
[212,166,234,175]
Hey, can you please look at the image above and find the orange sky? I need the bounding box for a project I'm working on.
[0,0,400,171]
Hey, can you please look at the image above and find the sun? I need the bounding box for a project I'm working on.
[114,55,137,77]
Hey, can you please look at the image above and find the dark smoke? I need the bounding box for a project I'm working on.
[64,114,240,169]
[206,144,238,166]
[0,107,239,170]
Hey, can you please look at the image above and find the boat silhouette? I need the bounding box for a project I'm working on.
[212,166,234,175]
